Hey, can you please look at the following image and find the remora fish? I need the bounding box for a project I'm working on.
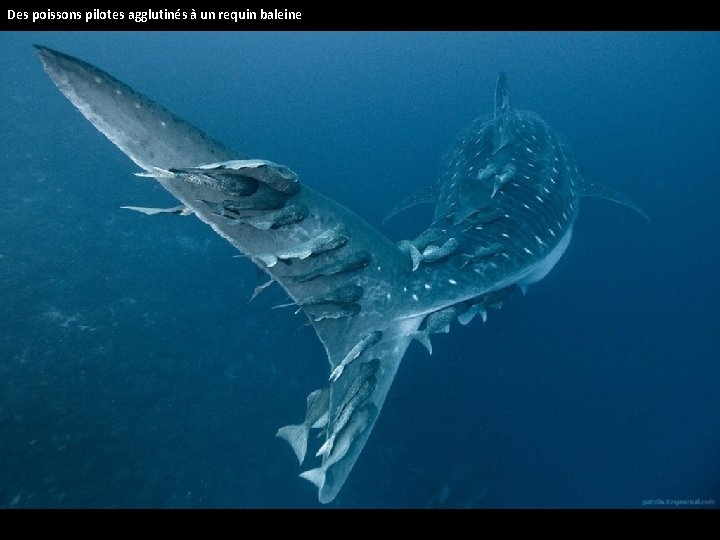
[35,47,647,504]
[276,388,330,466]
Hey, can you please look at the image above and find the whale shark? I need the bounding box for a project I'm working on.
[35,46,646,504]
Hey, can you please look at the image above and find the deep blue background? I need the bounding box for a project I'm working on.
[0,31,718,508]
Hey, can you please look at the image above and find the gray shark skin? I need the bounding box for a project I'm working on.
[35,46,614,504]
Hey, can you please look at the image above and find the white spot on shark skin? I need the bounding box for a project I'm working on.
[134,102,141,109]
[548,228,556,237]
[556,220,563,229]
[527,162,535,168]
[377,266,382,272]
[475,225,483,230]
[501,252,511,259]
[412,293,419,301]
[424,283,432,290]
[448,279,457,285]
[524,247,533,255]
[536,195,544,203]
[561,211,567,220]
[522,203,531,210]
[525,146,533,153]
[501,233,510,239]
[94,76,102,83]
[386,293,391,300]
[550,178,557,184]
[403,287,407,292]
[535,235,547,247]
[552,167,559,174]
[160,121,167,127]
[504,214,511,219]
[543,187,551,194]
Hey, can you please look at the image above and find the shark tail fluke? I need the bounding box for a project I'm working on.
[276,424,309,466]
[34,44,240,171]
[34,44,489,507]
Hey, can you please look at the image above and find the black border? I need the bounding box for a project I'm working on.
[2,7,719,31]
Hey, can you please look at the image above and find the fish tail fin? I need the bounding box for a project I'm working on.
[276,424,309,466]
[398,241,422,271]
[299,467,326,490]
[410,331,433,355]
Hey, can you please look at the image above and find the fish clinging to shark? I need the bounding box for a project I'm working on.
[35,45,647,504]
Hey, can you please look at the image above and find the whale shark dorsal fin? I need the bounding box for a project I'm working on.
[580,179,651,223]
[493,72,517,153]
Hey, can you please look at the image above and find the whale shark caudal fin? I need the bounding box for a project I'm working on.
[35,45,501,504]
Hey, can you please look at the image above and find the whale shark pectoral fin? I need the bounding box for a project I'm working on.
[580,180,651,223]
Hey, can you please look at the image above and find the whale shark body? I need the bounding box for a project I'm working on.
[35,46,645,504]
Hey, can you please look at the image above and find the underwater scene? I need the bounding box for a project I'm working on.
[0,31,718,508]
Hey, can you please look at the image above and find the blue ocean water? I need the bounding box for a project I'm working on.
[0,31,718,509]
